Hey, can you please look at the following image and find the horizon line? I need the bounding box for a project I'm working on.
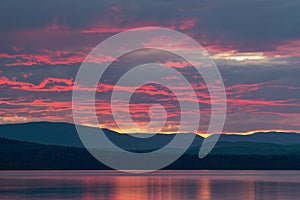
[1,120,300,136]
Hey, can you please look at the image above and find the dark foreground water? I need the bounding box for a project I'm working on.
[0,171,300,199]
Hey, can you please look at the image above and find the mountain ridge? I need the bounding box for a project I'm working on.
[1,122,300,169]
[0,122,299,149]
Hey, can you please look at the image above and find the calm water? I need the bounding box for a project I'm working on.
[0,171,300,199]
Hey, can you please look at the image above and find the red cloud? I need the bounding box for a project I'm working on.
[265,40,300,57]
[0,49,115,67]
[178,19,197,30]
[0,76,74,92]
[158,61,191,68]
[0,73,299,134]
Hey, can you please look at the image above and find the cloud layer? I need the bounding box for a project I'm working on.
[0,0,299,134]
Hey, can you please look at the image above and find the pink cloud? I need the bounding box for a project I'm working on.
[265,40,300,57]
[158,61,191,68]
[0,49,114,67]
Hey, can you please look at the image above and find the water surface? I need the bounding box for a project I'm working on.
[0,171,299,199]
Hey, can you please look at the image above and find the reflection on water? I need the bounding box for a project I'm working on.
[0,171,300,199]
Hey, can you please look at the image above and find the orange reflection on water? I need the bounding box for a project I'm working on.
[110,176,184,200]
[197,178,211,200]
[112,177,149,200]
[80,175,201,200]
[1,171,299,199]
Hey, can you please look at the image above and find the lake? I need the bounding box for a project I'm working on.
[0,171,300,199]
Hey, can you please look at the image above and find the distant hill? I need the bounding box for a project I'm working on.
[0,122,197,151]
[0,122,299,149]
[219,132,300,145]
[0,122,84,147]
[1,122,300,169]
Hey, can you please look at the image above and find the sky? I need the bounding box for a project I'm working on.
[0,0,299,134]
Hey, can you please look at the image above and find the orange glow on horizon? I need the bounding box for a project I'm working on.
[1,120,299,136]
[222,129,300,135]
[79,123,300,136]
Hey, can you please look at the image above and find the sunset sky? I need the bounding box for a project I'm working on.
[0,0,299,134]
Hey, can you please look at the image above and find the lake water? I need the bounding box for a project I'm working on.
[0,171,300,199]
